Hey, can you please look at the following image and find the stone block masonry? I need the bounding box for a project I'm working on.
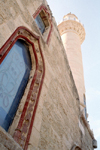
[0,0,96,150]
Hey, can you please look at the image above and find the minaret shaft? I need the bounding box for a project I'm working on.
[58,13,86,110]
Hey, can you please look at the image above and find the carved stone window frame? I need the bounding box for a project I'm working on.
[0,26,45,150]
[33,4,53,44]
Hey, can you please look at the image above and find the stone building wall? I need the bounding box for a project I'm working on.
[0,0,96,150]
[81,116,94,150]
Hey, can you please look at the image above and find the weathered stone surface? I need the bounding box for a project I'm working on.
[0,143,7,150]
[0,0,96,150]
[0,127,22,150]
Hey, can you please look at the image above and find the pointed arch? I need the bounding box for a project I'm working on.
[33,4,53,44]
[0,26,45,150]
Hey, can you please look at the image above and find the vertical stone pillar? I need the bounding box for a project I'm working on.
[58,13,86,112]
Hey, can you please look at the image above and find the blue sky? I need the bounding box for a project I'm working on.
[47,0,100,149]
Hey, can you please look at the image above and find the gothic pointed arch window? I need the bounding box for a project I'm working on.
[35,10,49,34]
[0,39,32,131]
[33,4,53,44]
[0,27,45,149]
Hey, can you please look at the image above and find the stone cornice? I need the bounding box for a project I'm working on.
[58,20,85,44]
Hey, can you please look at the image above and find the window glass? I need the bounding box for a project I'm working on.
[35,14,45,34]
[84,96,87,120]
[0,39,31,131]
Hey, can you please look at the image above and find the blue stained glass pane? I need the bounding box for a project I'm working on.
[0,39,31,131]
[35,14,45,34]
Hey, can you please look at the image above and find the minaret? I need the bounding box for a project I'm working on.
[58,13,86,114]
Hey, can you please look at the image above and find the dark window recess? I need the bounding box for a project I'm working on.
[35,10,49,34]
[0,39,31,131]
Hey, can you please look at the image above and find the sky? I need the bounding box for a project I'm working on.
[47,0,100,149]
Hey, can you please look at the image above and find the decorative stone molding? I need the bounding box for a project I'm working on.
[33,4,53,44]
[58,20,85,44]
[0,26,45,150]
[0,127,22,150]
